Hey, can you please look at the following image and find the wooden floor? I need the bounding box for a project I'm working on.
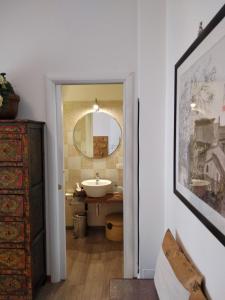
[110,279,158,300]
[36,228,123,300]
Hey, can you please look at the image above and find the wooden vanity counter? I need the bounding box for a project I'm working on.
[84,192,123,204]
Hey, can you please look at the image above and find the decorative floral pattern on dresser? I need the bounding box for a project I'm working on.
[0,195,23,217]
[0,222,24,242]
[0,168,23,189]
[0,140,22,162]
[0,249,25,270]
[0,121,46,299]
[0,275,26,294]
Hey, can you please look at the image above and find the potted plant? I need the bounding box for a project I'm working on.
[0,73,20,119]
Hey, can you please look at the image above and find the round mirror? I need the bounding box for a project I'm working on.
[73,112,122,158]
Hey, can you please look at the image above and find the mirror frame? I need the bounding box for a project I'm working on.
[73,111,122,159]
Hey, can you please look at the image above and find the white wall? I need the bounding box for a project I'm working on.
[0,0,137,120]
[3,1,225,294]
[165,1,225,299]
[0,0,138,278]
[138,0,166,278]
[0,0,168,280]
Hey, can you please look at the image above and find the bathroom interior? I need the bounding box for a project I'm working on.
[62,83,124,290]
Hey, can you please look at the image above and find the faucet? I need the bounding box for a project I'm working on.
[96,172,100,184]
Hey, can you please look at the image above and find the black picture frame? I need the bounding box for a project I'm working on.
[174,4,225,246]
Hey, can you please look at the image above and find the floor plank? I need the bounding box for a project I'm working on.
[110,279,159,300]
[36,228,123,300]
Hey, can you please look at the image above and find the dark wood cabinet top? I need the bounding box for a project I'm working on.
[0,119,45,124]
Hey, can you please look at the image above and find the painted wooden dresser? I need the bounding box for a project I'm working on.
[0,120,46,299]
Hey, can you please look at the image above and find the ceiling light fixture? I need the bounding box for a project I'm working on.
[93,98,100,112]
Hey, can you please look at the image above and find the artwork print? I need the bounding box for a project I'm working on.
[174,5,225,245]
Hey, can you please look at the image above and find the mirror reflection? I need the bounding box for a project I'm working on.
[73,112,122,158]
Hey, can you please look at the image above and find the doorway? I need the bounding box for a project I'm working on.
[63,83,124,294]
[45,73,137,283]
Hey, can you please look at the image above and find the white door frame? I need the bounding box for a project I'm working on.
[45,72,137,282]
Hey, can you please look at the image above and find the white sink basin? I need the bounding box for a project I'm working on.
[81,179,112,197]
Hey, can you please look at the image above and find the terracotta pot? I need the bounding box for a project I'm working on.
[0,94,20,119]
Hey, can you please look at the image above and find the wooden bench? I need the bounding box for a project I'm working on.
[109,229,207,300]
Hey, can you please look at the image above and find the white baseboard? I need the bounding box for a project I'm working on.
[140,268,155,279]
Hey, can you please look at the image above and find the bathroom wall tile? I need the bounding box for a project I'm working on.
[64,133,67,144]
[64,158,68,169]
[106,155,117,169]
[64,169,69,190]
[81,169,95,181]
[81,157,93,169]
[68,170,81,187]
[117,145,123,157]
[93,159,106,170]
[66,116,76,131]
[105,169,118,184]
[64,169,69,178]
[68,145,79,156]
[67,131,73,145]
[94,169,106,179]
[64,145,68,157]
[117,154,123,164]
[118,169,123,186]
[68,156,81,169]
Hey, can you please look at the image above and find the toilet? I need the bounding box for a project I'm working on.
[105,213,123,241]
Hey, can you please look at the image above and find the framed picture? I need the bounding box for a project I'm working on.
[174,4,225,246]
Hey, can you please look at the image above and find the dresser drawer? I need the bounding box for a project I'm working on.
[0,275,27,295]
[0,139,23,162]
[0,222,25,243]
[0,195,24,217]
[0,249,26,270]
[0,168,24,190]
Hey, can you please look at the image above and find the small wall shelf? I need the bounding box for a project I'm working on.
[84,192,123,204]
